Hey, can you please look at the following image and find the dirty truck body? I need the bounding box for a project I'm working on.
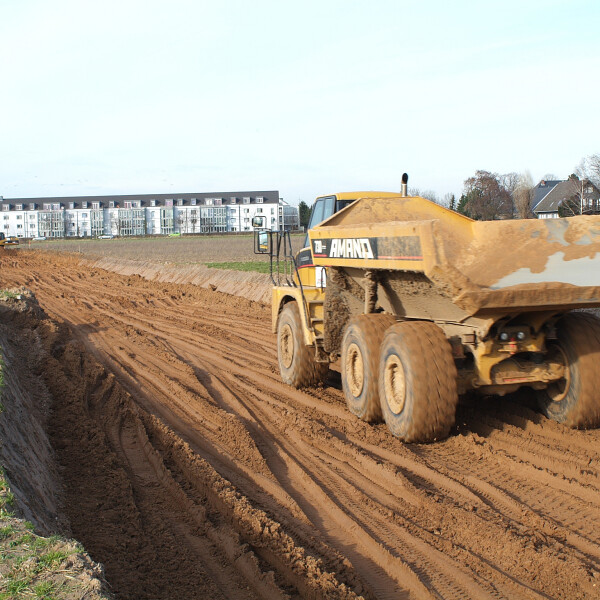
[264,192,600,442]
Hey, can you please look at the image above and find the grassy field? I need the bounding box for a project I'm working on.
[26,234,306,271]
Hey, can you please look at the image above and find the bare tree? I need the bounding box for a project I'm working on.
[575,154,600,188]
[589,154,600,185]
[461,170,512,220]
[409,188,440,204]
[513,171,535,219]
[442,193,456,210]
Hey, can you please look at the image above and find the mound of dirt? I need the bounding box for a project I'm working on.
[88,256,273,304]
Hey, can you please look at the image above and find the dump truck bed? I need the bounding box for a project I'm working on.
[309,195,600,317]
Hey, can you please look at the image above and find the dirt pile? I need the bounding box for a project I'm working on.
[0,251,599,599]
[87,256,273,304]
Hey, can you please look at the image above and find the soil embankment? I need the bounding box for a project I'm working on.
[88,256,273,304]
[1,251,599,599]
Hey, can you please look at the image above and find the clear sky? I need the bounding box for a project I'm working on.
[1,0,599,205]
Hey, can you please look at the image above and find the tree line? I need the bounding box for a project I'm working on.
[296,153,600,226]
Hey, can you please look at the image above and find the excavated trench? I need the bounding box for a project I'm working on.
[0,251,600,599]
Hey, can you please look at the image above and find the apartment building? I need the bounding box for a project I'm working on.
[0,190,300,238]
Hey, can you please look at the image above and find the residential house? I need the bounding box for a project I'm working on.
[531,179,600,219]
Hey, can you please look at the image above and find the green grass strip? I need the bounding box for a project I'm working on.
[205,261,272,274]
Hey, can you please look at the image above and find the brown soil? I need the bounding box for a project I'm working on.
[1,250,600,599]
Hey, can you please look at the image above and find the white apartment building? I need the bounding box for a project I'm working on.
[0,191,299,238]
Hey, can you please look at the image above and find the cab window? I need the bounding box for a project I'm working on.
[304,196,336,247]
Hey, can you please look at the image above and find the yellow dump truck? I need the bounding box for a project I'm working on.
[254,182,600,442]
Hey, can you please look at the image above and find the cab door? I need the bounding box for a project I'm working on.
[296,196,337,287]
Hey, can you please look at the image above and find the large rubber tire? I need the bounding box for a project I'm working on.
[378,321,458,443]
[277,301,329,388]
[536,312,600,428]
[341,314,398,422]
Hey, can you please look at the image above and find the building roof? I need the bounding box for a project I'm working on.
[531,180,562,212]
[533,179,600,214]
[0,190,280,210]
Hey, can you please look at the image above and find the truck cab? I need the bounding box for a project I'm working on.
[295,192,402,287]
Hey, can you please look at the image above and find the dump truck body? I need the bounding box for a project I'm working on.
[262,192,600,441]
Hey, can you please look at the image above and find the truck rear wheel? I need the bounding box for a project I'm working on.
[341,314,397,422]
[277,301,329,388]
[378,321,458,442]
[536,312,600,428]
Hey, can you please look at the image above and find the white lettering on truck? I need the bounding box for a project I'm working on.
[329,238,374,259]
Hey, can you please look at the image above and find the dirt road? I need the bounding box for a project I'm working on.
[1,251,599,599]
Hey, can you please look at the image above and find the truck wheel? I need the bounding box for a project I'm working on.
[536,312,600,428]
[277,301,328,388]
[378,321,458,442]
[341,314,397,422]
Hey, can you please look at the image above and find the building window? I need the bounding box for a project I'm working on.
[29,214,35,219]
[165,199,173,207]
[82,202,88,209]
[230,197,237,204]
[81,213,88,218]
[190,198,197,206]
[2,205,9,211]
[52,203,61,211]
[206,198,213,206]
[177,199,183,206]
[256,197,264,203]
[124,201,132,209]
[69,202,75,209]
[29,203,36,210]
[150,200,156,207]
[257,208,263,213]
[29,223,35,229]
[243,197,250,204]
[92,202,100,210]
[17,224,23,229]
[16,204,23,210]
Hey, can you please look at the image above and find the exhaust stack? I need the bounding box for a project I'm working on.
[401,173,408,197]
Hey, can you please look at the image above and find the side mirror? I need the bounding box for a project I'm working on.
[252,216,266,228]
[254,229,271,254]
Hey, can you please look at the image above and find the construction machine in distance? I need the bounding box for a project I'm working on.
[253,174,600,442]
[0,233,19,248]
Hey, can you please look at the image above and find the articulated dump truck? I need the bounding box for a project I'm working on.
[255,187,600,442]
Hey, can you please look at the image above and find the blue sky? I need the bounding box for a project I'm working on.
[1,0,599,204]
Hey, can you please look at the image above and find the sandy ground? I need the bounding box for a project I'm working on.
[1,250,600,599]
